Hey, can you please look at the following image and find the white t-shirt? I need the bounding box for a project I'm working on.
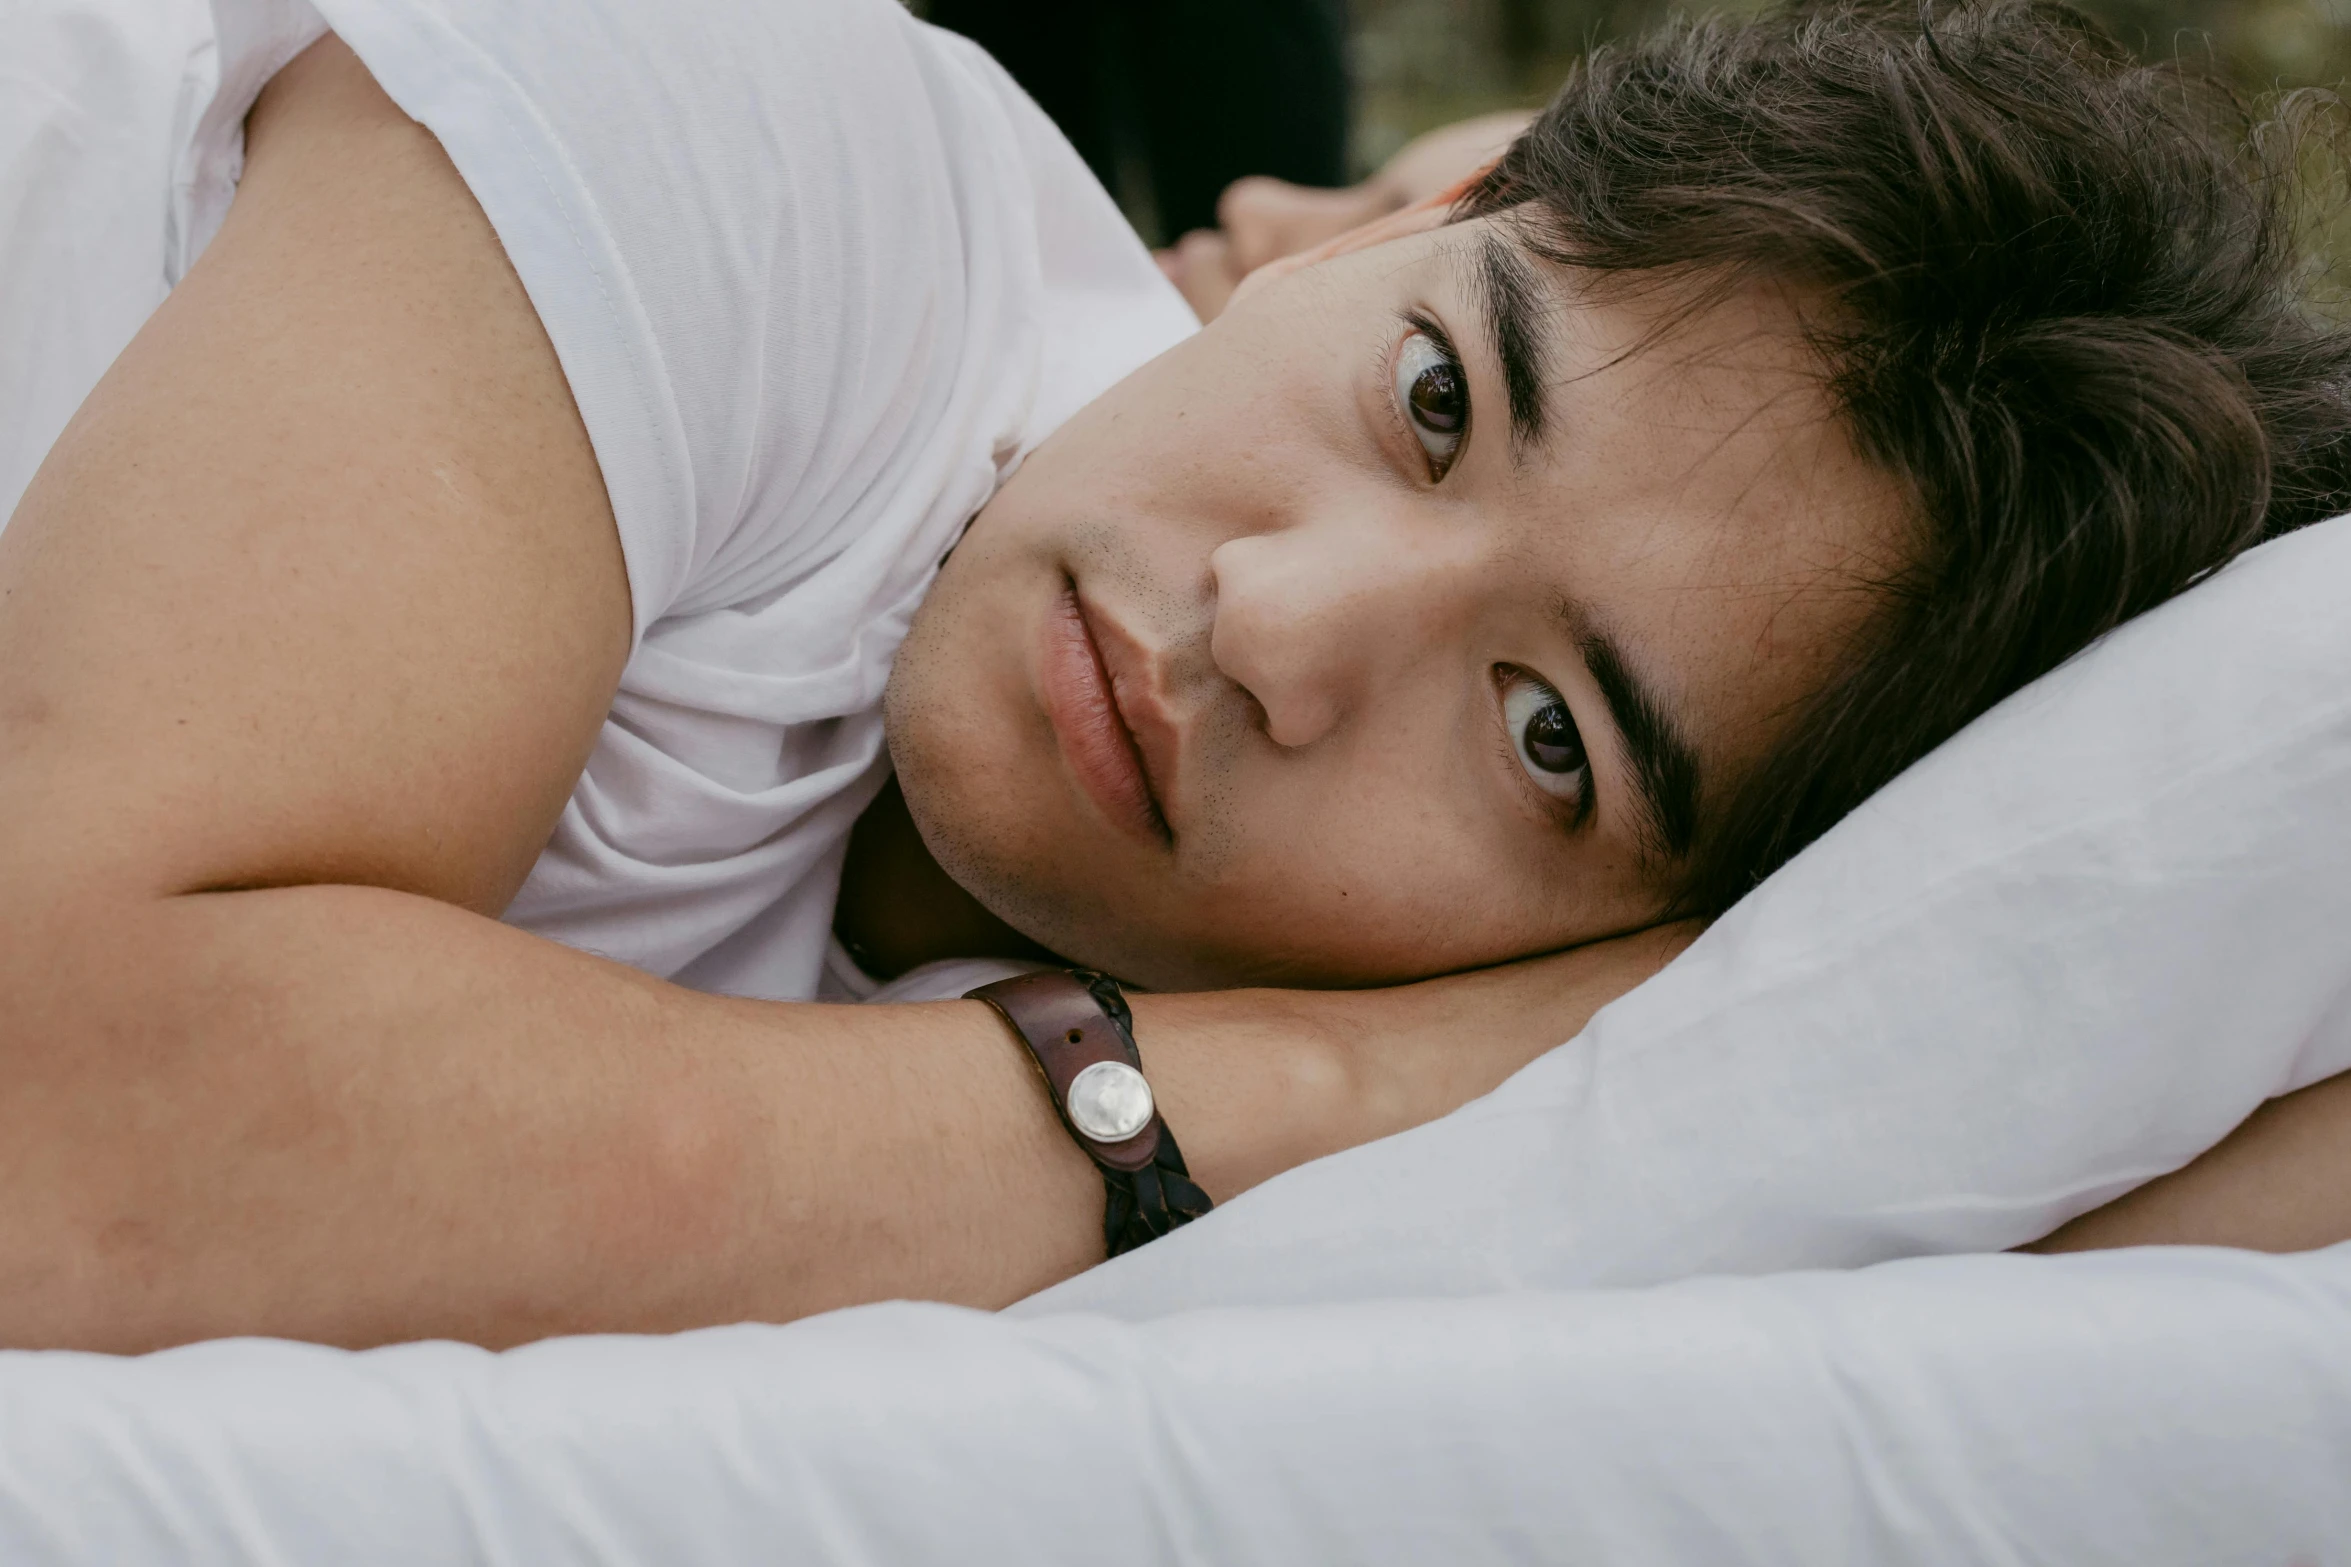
[9,0,1197,1000]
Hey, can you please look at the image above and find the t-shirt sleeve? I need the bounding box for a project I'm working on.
[309,0,1026,644]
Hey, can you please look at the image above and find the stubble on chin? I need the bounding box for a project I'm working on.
[881,511,1286,983]
[882,558,1099,961]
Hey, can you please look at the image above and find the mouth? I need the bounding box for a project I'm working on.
[1039,580,1174,848]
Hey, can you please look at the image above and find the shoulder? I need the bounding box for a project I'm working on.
[309,0,1053,630]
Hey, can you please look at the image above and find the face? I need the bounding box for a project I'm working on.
[887,216,1909,991]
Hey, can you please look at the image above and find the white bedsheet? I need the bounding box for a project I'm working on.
[2,1242,2345,1564]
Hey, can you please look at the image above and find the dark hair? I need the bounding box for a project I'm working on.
[1460,0,2351,917]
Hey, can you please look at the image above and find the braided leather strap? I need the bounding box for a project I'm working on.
[967,969,1214,1258]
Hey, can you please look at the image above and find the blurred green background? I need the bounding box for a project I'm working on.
[911,0,2351,256]
[1353,0,2351,172]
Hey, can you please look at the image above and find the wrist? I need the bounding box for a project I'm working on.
[1122,987,1389,1203]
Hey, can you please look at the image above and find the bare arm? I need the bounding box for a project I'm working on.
[0,39,1683,1353]
[2030,1070,2351,1256]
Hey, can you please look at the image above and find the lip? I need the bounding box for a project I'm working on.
[1038,582,1176,847]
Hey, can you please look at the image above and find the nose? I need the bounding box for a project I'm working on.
[1207,520,1461,750]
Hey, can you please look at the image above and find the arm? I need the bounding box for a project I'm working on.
[2029,1069,2351,1256]
[0,38,1684,1353]
[1159,111,1531,321]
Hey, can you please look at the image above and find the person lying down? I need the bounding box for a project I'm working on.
[2,0,2347,1352]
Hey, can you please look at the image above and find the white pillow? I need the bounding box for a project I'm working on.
[5,1244,2350,1564]
[1023,512,2351,1317]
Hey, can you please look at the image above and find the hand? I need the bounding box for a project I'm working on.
[1351,920,1705,1137]
[1128,920,1703,1200]
[1157,110,1535,322]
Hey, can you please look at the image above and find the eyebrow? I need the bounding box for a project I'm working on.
[1468,237,1698,862]
[1473,229,1555,458]
[1577,626,1703,865]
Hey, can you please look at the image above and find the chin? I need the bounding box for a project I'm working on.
[881,654,1075,952]
[886,557,1169,985]
[889,738,1185,988]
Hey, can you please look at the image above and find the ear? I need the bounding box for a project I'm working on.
[1224,169,1490,312]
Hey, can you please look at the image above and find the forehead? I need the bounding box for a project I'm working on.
[1453,231,1913,775]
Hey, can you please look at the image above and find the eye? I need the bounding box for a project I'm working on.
[1392,328,1468,479]
[1503,671,1589,802]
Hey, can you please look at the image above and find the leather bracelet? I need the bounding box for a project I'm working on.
[966,969,1213,1258]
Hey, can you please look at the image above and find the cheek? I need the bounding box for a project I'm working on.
[1149,750,1585,986]
[1150,298,1364,454]
[884,553,1061,876]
